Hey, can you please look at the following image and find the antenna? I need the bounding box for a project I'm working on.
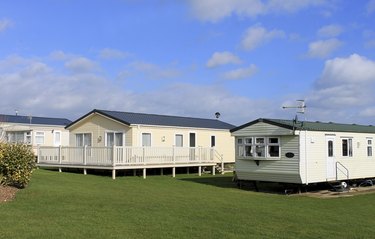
[282,100,306,114]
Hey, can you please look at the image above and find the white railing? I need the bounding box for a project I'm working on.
[37,146,222,167]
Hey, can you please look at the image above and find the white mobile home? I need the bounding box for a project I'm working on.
[231,118,375,185]
[0,113,71,149]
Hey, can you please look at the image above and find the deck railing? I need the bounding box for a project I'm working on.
[37,146,222,167]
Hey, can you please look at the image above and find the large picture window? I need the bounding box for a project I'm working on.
[76,133,92,147]
[342,138,353,157]
[106,132,123,146]
[237,137,280,159]
[7,131,31,144]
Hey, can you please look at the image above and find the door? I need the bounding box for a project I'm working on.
[326,136,336,179]
[189,133,196,161]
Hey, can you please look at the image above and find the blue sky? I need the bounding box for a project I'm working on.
[1,0,375,125]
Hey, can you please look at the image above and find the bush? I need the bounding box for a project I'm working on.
[0,143,36,188]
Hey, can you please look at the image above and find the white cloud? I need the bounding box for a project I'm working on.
[367,0,375,14]
[241,25,285,51]
[317,54,375,86]
[305,54,375,123]
[0,54,281,125]
[307,38,342,58]
[99,48,129,60]
[317,24,343,38]
[0,19,11,32]
[64,57,98,73]
[189,0,327,22]
[222,64,257,80]
[206,51,242,68]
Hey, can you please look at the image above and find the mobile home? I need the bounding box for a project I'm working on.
[231,118,375,185]
[0,113,71,149]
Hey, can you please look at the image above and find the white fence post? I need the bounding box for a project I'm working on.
[83,145,87,165]
[36,145,40,164]
[59,145,62,164]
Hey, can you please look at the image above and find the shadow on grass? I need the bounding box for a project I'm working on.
[178,175,238,189]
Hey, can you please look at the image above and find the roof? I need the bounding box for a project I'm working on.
[230,118,375,134]
[66,109,236,130]
[0,114,72,126]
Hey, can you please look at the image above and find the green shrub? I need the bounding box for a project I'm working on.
[0,143,36,188]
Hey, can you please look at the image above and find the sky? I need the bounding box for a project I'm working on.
[0,0,375,126]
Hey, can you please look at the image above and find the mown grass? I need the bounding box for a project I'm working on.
[1,169,375,239]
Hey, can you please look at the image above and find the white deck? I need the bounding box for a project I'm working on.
[36,146,224,179]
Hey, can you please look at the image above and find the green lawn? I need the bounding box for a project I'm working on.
[1,169,375,239]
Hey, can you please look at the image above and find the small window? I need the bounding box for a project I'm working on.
[328,140,333,157]
[342,138,353,157]
[175,134,183,147]
[237,138,243,144]
[54,131,61,146]
[367,138,372,157]
[35,132,45,145]
[211,135,216,147]
[255,137,265,157]
[142,133,151,147]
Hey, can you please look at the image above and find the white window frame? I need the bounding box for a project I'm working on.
[105,131,124,147]
[267,137,280,158]
[175,134,184,147]
[141,133,152,147]
[53,130,62,146]
[367,138,373,157]
[210,135,216,148]
[35,131,45,145]
[341,138,353,157]
[237,137,281,159]
[76,133,92,147]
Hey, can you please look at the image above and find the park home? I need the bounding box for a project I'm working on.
[231,118,375,185]
[37,109,235,178]
[0,113,71,150]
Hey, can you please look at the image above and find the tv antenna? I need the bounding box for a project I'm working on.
[282,100,306,114]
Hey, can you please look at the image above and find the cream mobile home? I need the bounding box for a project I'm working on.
[231,118,375,185]
[37,109,235,178]
[0,113,71,149]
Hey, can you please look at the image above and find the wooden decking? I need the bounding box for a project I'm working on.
[36,146,224,179]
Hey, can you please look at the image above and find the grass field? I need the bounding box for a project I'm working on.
[1,169,375,239]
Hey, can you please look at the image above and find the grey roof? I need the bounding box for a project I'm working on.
[231,118,375,134]
[67,109,235,130]
[0,114,72,126]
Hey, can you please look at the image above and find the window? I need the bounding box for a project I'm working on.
[255,137,266,157]
[238,138,244,157]
[268,137,280,157]
[328,140,334,157]
[211,135,216,147]
[106,132,123,146]
[7,131,31,144]
[175,134,183,147]
[76,133,92,147]
[342,138,353,157]
[54,131,61,146]
[244,138,253,157]
[367,138,372,157]
[237,137,280,159]
[35,132,45,145]
[142,133,151,147]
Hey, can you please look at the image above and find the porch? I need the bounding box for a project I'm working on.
[36,146,224,179]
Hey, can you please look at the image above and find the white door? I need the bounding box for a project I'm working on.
[326,136,336,179]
